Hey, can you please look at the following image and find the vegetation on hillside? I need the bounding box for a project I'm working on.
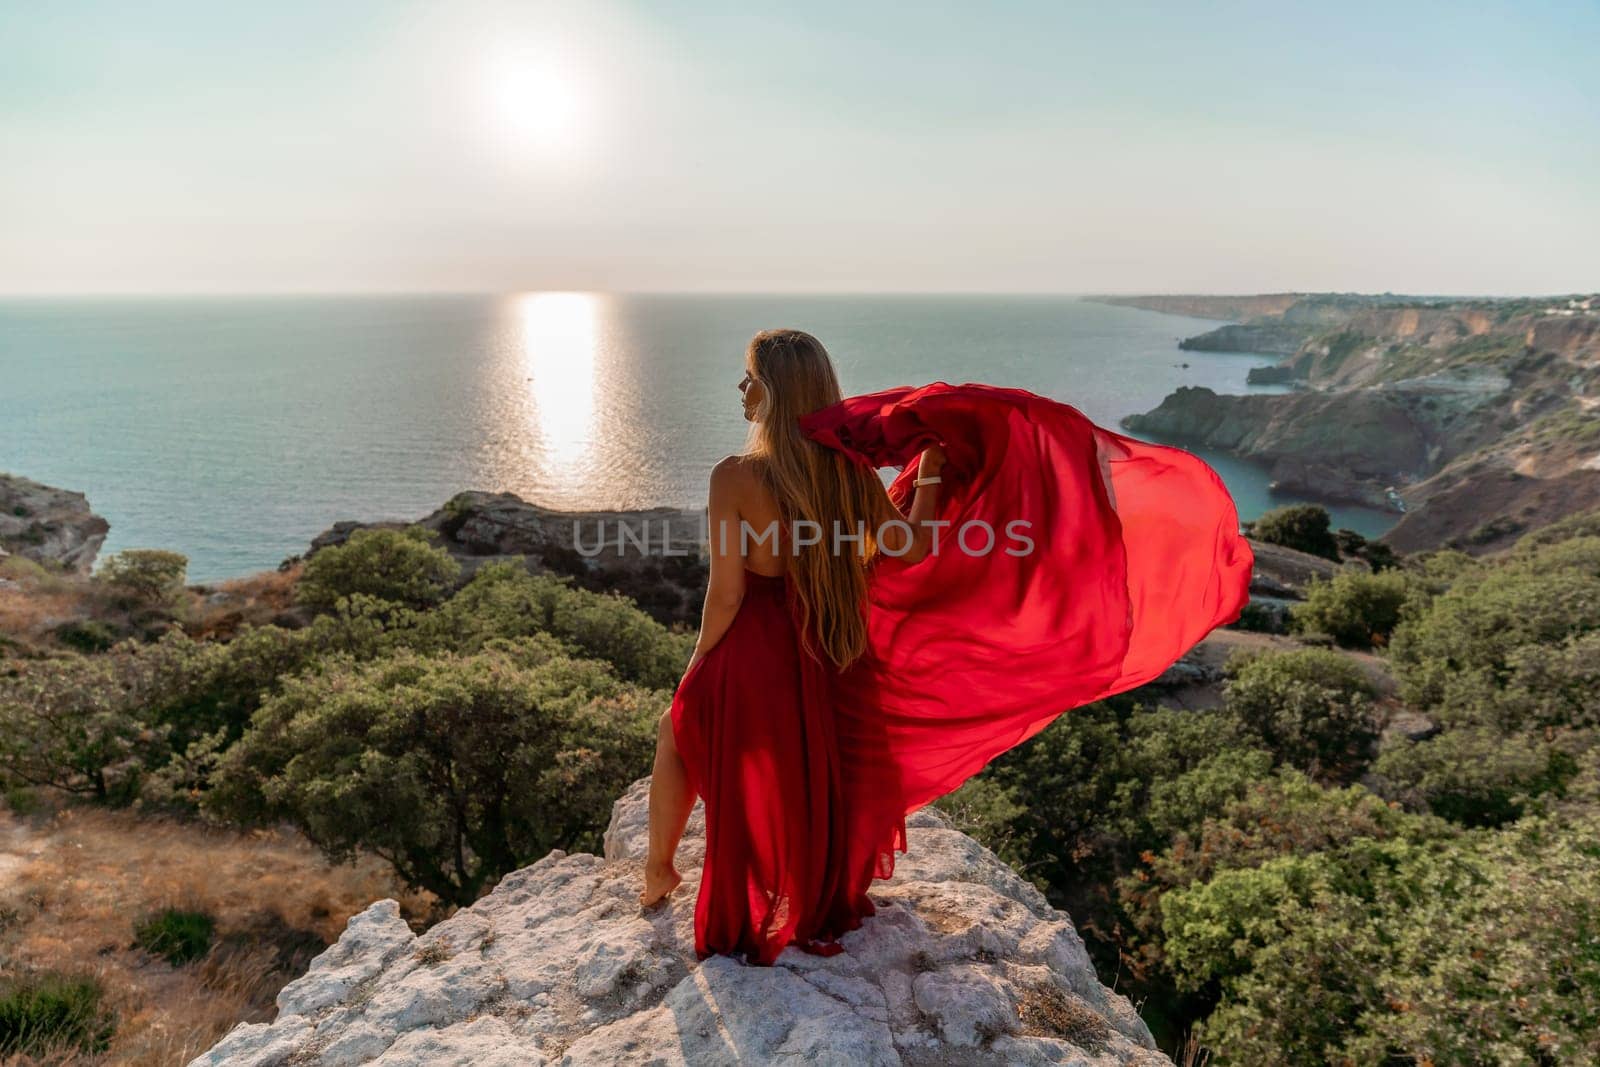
[936,506,1600,1063]
[2,509,1597,1064]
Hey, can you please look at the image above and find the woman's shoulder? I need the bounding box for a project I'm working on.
[711,453,768,487]
[711,455,780,513]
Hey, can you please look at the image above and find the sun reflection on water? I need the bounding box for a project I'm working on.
[517,291,599,475]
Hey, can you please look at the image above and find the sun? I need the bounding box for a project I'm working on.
[488,63,581,150]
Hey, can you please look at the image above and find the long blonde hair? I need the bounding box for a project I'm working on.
[742,329,902,671]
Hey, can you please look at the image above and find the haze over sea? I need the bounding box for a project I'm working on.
[1,293,1395,582]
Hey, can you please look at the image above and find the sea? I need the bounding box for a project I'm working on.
[0,294,1397,583]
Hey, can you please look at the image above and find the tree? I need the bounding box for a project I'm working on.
[295,527,461,613]
[95,549,188,603]
[1247,505,1340,561]
[1290,569,1418,649]
[207,639,662,906]
[1222,648,1378,781]
[425,561,694,689]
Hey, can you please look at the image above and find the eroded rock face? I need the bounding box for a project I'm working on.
[194,778,1168,1067]
[0,474,109,574]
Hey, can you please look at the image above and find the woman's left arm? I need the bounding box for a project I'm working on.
[683,458,748,677]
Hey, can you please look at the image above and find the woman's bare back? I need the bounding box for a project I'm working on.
[727,455,787,578]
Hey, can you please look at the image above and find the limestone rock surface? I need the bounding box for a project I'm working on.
[0,473,109,574]
[194,777,1169,1066]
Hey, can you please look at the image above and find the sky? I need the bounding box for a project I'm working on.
[1,0,1596,295]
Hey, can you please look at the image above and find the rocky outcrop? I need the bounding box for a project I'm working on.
[306,492,709,626]
[1244,364,1303,384]
[1178,322,1313,356]
[0,473,109,574]
[309,492,705,565]
[1120,386,1433,511]
[193,778,1167,1067]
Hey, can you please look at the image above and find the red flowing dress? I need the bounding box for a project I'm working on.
[668,381,1255,965]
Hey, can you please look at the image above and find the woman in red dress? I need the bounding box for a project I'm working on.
[637,328,1254,967]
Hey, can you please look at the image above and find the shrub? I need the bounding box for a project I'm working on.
[950,699,1274,931]
[52,619,122,653]
[1119,771,1445,982]
[428,562,694,689]
[1222,649,1379,780]
[95,549,188,603]
[1371,727,1577,827]
[1506,503,1600,554]
[0,971,115,1056]
[1491,631,1600,731]
[296,527,461,613]
[1163,814,1600,1066]
[1247,504,1340,561]
[133,907,216,965]
[1386,536,1600,723]
[1334,529,1401,572]
[1290,569,1418,649]
[4,785,38,816]
[0,652,168,802]
[207,640,663,906]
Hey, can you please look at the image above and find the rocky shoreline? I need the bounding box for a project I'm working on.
[0,473,109,574]
[1102,293,1600,553]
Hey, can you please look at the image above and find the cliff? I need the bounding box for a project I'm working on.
[192,778,1167,1067]
[1091,293,1304,321]
[0,473,109,574]
[1177,321,1312,356]
[1118,294,1600,552]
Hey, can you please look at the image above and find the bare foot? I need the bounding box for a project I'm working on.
[639,861,683,907]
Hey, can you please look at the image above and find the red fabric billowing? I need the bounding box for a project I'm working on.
[669,381,1254,965]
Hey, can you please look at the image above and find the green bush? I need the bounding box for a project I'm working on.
[931,776,1031,873]
[1290,569,1418,649]
[1492,631,1600,731]
[0,971,115,1056]
[0,652,168,803]
[1371,727,1578,827]
[1222,649,1379,780]
[1162,814,1600,1065]
[52,619,122,653]
[3,785,39,816]
[1247,504,1340,561]
[1386,536,1600,724]
[1119,771,1445,983]
[1333,529,1401,572]
[207,640,663,906]
[427,562,694,689]
[95,549,188,603]
[296,527,461,613]
[133,907,216,965]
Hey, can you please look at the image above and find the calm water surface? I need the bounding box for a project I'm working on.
[0,294,1395,582]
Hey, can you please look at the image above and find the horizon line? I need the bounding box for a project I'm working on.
[2,287,1595,301]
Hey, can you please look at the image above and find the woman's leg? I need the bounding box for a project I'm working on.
[640,709,694,905]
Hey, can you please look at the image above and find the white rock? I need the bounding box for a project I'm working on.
[193,777,1170,1066]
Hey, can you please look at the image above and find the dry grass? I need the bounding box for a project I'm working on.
[210,565,300,610]
[0,558,306,654]
[1015,981,1112,1053]
[184,565,304,640]
[0,797,431,1066]
[0,558,105,655]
